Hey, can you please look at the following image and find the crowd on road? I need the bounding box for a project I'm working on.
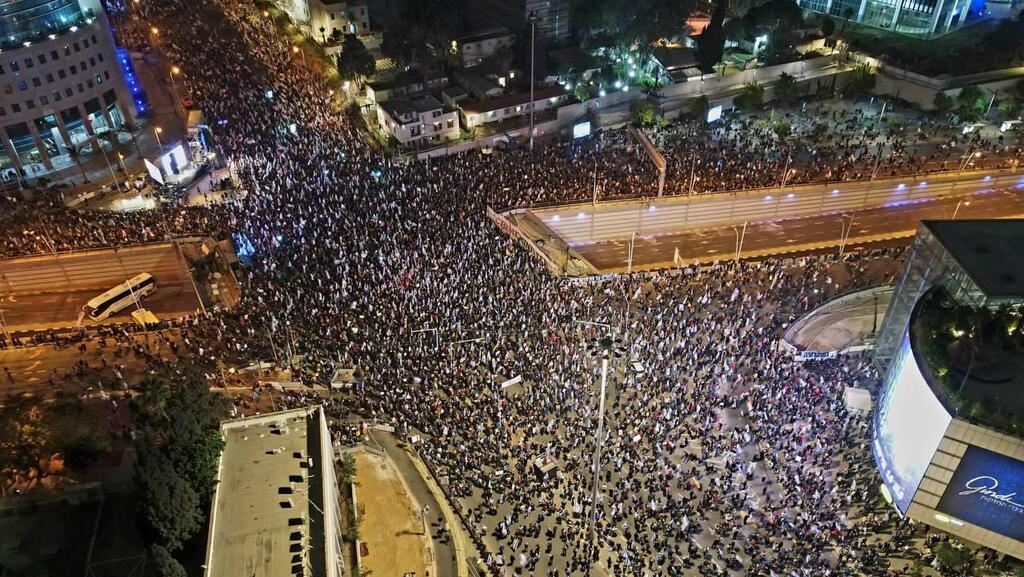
[651,102,1024,196]
[1,0,1014,575]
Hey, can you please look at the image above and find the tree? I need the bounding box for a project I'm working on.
[843,63,876,98]
[150,544,187,577]
[841,7,855,33]
[773,121,792,139]
[774,72,798,105]
[996,97,1018,117]
[821,18,835,37]
[734,81,764,111]
[695,0,726,73]
[932,542,973,573]
[956,85,987,120]
[933,92,953,115]
[337,34,375,80]
[690,95,710,117]
[630,100,660,126]
[339,453,357,485]
[574,83,592,102]
[136,446,204,551]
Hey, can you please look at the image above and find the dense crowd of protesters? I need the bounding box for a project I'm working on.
[1,0,1013,574]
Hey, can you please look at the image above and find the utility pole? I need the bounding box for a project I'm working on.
[529,11,537,153]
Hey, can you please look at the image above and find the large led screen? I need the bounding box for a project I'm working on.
[873,333,952,514]
[937,446,1024,542]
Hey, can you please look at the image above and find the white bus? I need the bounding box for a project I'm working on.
[84,273,157,321]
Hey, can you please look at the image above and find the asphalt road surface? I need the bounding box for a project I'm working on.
[0,242,202,334]
[0,282,200,335]
[0,330,184,396]
[575,187,1024,273]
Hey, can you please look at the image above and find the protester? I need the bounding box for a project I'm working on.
[0,1,1004,574]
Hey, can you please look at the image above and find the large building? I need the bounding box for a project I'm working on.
[204,406,344,577]
[796,0,984,37]
[276,0,370,41]
[0,0,138,181]
[872,220,1024,560]
[467,0,571,44]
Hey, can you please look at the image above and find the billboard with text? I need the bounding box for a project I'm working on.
[937,445,1024,542]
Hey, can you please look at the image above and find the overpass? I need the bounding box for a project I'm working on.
[503,167,1024,274]
[0,241,218,336]
[520,167,1023,244]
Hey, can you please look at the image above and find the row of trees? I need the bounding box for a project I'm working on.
[132,367,226,577]
[934,79,1024,122]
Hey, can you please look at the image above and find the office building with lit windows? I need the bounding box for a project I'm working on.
[797,0,986,37]
[0,0,138,181]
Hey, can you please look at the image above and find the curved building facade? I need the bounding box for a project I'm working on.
[872,220,1024,560]
[0,0,85,45]
[0,4,136,181]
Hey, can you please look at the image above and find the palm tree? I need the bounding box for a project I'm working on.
[67,145,88,183]
[842,7,855,34]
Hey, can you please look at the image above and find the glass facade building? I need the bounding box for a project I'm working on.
[0,0,86,45]
[797,0,981,37]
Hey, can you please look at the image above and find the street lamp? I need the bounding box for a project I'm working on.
[169,65,183,118]
[952,199,970,219]
[839,213,855,256]
[292,45,306,66]
[585,335,627,563]
[950,151,981,196]
[154,126,163,156]
[528,11,538,154]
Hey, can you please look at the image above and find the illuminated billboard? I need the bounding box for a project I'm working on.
[937,446,1024,542]
[572,122,591,139]
[873,333,952,514]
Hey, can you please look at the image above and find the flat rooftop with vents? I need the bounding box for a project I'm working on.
[204,406,342,577]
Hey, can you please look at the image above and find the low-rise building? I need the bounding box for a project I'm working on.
[204,406,344,577]
[453,28,514,68]
[454,68,507,101]
[460,85,571,129]
[377,96,460,146]
[365,68,449,106]
[653,46,702,83]
[276,0,370,42]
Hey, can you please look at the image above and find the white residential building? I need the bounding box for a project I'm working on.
[377,96,460,146]
[460,85,571,129]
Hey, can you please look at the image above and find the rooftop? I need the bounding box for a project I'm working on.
[461,85,570,115]
[204,406,333,577]
[381,95,446,120]
[923,219,1024,299]
[458,28,512,45]
[653,46,699,71]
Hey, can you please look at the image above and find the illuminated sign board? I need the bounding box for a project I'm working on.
[144,158,164,185]
[937,446,1024,542]
[796,350,837,361]
[873,333,951,514]
[160,144,188,177]
[706,105,723,123]
[572,121,591,139]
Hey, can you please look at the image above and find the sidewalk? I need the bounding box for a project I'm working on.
[55,49,188,208]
